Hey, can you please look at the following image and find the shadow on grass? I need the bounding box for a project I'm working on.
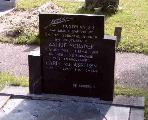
[15,32,40,45]
[76,6,118,21]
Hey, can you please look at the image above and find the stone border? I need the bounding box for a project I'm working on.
[0,86,144,119]
[0,93,144,108]
[0,95,11,109]
[0,86,144,109]
[0,93,144,119]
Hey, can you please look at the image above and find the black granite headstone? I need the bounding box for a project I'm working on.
[39,14,115,101]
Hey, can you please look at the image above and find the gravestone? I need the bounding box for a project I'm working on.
[0,0,16,10]
[29,14,116,101]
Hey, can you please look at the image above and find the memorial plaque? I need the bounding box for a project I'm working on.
[39,14,115,101]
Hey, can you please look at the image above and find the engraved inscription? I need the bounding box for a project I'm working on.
[44,17,73,29]
[73,84,96,89]
[44,23,99,73]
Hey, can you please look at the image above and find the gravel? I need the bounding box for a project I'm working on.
[0,43,148,89]
[115,53,148,89]
[0,43,39,77]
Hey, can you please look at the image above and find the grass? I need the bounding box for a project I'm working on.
[115,86,147,96]
[52,0,148,54]
[16,32,40,45]
[0,32,40,45]
[0,72,28,91]
[0,0,146,54]
[105,0,148,54]
[16,0,50,10]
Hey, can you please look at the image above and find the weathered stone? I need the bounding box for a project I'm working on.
[0,86,144,120]
[130,108,144,120]
[0,98,131,120]
[38,14,116,101]
[28,51,42,94]
[0,0,16,10]
[0,95,11,109]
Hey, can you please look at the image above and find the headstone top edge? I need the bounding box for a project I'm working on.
[104,35,117,41]
[29,51,40,56]
[39,13,105,17]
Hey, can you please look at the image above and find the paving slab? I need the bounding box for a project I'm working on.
[0,98,130,120]
[112,96,144,108]
[129,108,144,120]
[0,95,11,109]
[0,86,144,108]
[0,86,29,96]
[0,86,144,120]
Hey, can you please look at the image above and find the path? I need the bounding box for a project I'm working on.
[0,43,148,89]
[0,43,39,77]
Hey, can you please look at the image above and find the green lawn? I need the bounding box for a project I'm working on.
[0,72,28,91]
[16,0,50,9]
[54,0,148,54]
[105,0,148,54]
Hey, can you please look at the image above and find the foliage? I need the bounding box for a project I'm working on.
[16,32,40,45]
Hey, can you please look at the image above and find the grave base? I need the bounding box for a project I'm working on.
[0,86,145,120]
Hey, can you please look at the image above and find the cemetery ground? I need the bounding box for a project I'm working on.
[0,0,148,119]
[0,0,148,53]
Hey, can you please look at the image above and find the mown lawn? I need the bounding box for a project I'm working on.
[105,0,148,54]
